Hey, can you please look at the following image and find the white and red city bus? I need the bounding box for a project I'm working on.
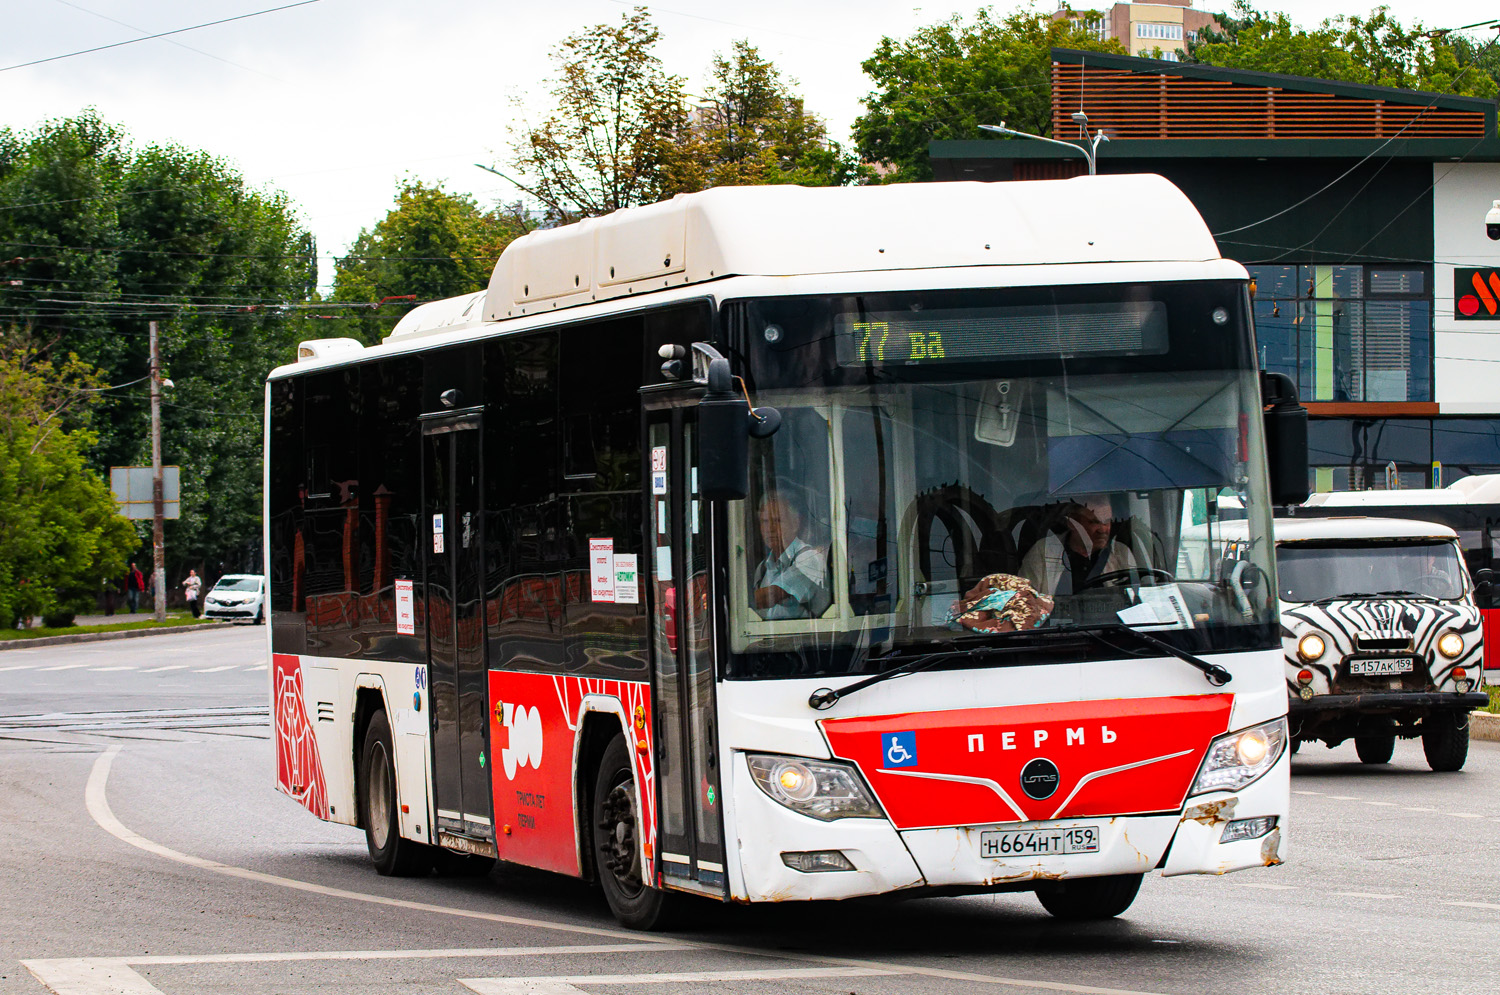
[1288,475,1500,673]
[264,176,1303,928]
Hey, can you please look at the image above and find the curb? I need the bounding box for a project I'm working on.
[0,621,234,652]
[1473,710,1500,743]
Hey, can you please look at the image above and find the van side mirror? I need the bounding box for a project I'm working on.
[1261,372,1309,507]
[697,355,780,501]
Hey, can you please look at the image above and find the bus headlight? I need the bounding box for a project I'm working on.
[1190,718,1287,796]
[1437,631,1465,659]
[1297,633,1326,662]
[746,754,884,821]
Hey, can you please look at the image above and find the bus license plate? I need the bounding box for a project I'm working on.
[1349,657,1415,676]
[980,826,1099,858]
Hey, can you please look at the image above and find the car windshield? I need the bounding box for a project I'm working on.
[1277,541,1466,602]
[213,577,262,592]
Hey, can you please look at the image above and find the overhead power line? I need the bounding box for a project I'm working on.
[1,0,323,73]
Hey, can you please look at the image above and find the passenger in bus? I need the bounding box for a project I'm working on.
[752,492,831,619]
[1021,494,1141,596]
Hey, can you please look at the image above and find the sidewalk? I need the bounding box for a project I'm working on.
[0,613,228,652]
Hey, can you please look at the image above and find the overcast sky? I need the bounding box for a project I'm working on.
[6,0,1500,292]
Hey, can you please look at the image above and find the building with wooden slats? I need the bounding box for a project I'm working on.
[931,48,1500,494]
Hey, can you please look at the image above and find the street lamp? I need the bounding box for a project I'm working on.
[148,321,172,622]
[979,111,1110,175]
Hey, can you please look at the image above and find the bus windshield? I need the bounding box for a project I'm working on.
[1277,541,1466,603]
[722,282,1277,678]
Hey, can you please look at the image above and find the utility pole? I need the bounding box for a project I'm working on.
[150,320,166,622]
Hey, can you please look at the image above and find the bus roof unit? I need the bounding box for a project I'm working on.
[384,175,1221,341]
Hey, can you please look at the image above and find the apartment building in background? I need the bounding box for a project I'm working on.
[1057,1,1219,62]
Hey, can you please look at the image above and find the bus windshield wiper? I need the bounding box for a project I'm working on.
[1050,623,1232,687]
[807,644,1018,710]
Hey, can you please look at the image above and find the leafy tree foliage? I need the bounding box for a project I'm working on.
[0,112,317,585]
[665,41,867,191]
[0,336,136,624]
[509,8,688,222]
[331,180,534,344]
[853,8,1125,183]
[1189,4,1498,98]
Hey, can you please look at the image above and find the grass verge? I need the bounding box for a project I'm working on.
[0,616,211,641]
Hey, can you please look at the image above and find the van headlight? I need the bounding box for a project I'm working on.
[1437,630,1465,659]
[1190,718,1287,795]
[1296,632,1326,662]
[746,754,884,821]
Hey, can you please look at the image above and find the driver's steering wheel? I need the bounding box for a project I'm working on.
[1413,573,1452,598]
[1077,567,1174,590]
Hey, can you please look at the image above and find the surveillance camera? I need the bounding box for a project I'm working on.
[1487,199,1500,241]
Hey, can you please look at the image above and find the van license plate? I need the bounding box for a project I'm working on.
[1349,658,1415,675]
[980,826,1099,858]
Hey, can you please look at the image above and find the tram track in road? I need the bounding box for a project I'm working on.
[0,705,268,740]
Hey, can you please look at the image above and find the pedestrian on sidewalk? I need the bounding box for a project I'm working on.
[182,569,202,619]
[125,562,146,613]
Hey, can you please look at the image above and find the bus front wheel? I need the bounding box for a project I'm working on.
[592,736,677,930]
[1422,711,1470,772]
[360,709,432,877]
[1035,873,1143,920]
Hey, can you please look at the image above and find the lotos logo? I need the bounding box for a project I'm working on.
[497,701,544,780]
[1020,758,1061,800]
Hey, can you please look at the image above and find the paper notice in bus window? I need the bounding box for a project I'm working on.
[614,554,639,604]
[432,514,444,554]
[394,579,415,635]
[590,538,616,602]
[651,446,668,494]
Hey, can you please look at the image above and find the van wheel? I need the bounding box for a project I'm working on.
[1354,730,1395,764]
[592,736,677,930]
[1422,711,1470,772]
[1035,873,1143,920]
[361,710,432,876]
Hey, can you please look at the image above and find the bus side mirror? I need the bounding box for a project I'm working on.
[1475,568,1495,607]
[698,357,780,502]
[1261,372,1309,507]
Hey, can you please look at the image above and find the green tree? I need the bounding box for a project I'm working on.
[0,112,318,584]
[665,41,867,191]
[331,180,533,344]
[0,335,136,625]
[853,7,1126,183]
[1189,4,1498,98]
[508,8,688,222]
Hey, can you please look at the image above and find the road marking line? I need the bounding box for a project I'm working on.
[141,665,188,673]
[1232,882,1297,890]
[1443,901,1500,911]
[243,664,267,671]
[1447,813,1485,819]
[1402,807,1438,812]
[87,667,137,672]
[23,958,163,995]
[1363,801,1397,807]
[1327,795,1359,800]
[192,665,238,673]
[463,967,904,994]
[0,663,39,671]
[82,747,1173,995]
[1291,790,1321,795]
[39,664,90,671]
[1333,892,1397,900]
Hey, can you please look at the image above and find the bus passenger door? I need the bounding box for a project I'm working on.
[421,411,494,850]
[646,407,727,896]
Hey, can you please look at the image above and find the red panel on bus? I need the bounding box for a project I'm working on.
[1482,608,1500,672]
[820,694,1234,831]
[272,653,329,820]
[486,671,657,881]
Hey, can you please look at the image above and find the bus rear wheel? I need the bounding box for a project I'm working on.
[1422,710,1470,772]
[360,709,432,877]
[592,736,676,930]
[1035,873,1143,921]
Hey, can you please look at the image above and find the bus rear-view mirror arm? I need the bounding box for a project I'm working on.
[690,344,780,502]
[1261,371,1309,507]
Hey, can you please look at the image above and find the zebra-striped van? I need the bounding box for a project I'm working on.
[1219,517,1487,771]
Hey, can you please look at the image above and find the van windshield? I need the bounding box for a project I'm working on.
[1276,541,1466,602]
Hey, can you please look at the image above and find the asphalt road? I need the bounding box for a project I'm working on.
[1,627,1497,995]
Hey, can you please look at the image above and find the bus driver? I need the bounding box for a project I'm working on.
[752,492,831,620]
[1022,494,1141,596]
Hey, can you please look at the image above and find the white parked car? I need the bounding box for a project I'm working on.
[203,574,266,624]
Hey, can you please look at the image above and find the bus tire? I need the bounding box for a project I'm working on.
[360,709,432,877]
[1035,873,1143,921]
[1354,730,1395,764]
[1422,710,1470,772]
[592,736,676,930]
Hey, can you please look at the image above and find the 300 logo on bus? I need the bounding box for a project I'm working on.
[495,700,543,780]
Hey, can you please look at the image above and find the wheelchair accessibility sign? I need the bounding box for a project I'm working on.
[882,731,918,768]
